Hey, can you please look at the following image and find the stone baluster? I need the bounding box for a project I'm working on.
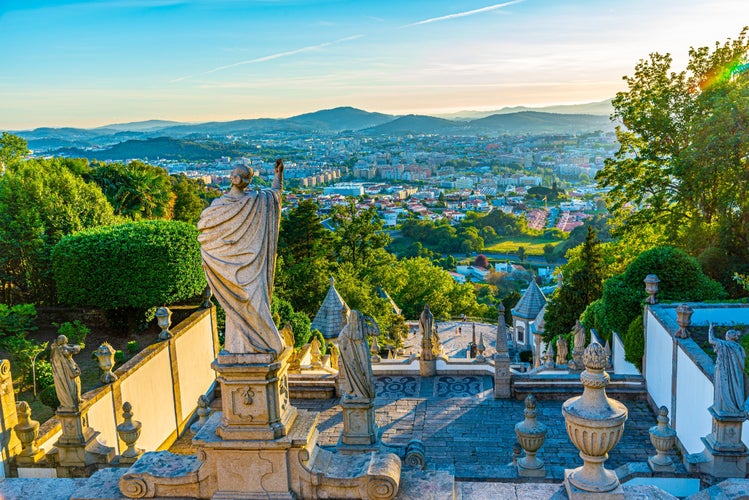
[190,395,212,433]
[14,401,44,464]
[562,343,628,497]
[514,394,547,477]
[648,406,676,471]
[117,402,143,463]
[155,306,173,340]
[95,342,118,384]
[475,332,486,362]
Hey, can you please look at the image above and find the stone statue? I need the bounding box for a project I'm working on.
[50,335,82,411]
[419,304,434,361]
[198,159,284,356]
[556,336,569,365]
[573,320,585,354]
[708,322,749,416]
[338,310,378,401]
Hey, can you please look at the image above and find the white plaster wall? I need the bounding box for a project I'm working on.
[175,313,216,423]
[645,311,673,413]
[675,347,713,454]
[86,391,119,453]
[37,428,62,454]
[119,348,177,451]
[613,332,640,375]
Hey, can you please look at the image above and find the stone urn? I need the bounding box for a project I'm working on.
[14,401,44,463]
[649,406,676,470]
[155,306,172,340]
[562,343,628,493]
[117,402,143,463]
[675,304,693,339]
[515,394,547,476]
[95,342,118,384]
[644,274,660,305]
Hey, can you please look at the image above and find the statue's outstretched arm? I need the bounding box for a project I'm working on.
[272,159,284,191]
[708,321,716,345]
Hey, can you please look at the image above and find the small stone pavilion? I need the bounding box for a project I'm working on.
[511,280,547,348]
[311,277,349,340]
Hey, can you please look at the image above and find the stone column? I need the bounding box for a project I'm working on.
[533,333,542,369]
[494,303,512,399]
[562,343,628,498]
[419,305,436,377]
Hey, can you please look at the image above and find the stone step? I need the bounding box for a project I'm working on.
[395,469,456,500]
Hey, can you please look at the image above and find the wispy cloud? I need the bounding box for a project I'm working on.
[401,0,524,28]
[170,34,364,83]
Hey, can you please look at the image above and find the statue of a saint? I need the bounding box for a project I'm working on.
[708,322,749,416]
[556,336,569,365]
[50,335,82,411]
[338,310,378,401]
[198,160,284,356]
[573,320,586,354]
[419,304,434,361]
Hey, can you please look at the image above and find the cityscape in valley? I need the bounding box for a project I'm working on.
[1,1,749,498]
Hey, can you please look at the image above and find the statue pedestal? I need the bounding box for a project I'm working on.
[493,353,512,399]
[698,406,748,478]
[419,358,436,377]
[338,398,378,452]
[54,409,115,468]
[212,348,297,441]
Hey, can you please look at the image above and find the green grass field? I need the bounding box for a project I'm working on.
[484,236,564,256]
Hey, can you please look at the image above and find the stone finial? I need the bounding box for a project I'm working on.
[14,401,44,463]
[514,394,547,477]
[370,334,381,363]
[117,402,143,463]
[562,343,628,495]
[475,332,486,362]
[511,442,522,467]
[328,343,340,370]
[190,395,212,434]
[644,274,660,305]
[280,323,295,349]
[648,406,676,471]
[544,342,555,369]
[95,342,118,384]
[675,304,693,339]
[533,333,542,368]
[201,285,213,308]
[155,306,173,340]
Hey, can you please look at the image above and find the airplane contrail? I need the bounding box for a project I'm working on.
[170,34,364,83]
[401,0,524,28]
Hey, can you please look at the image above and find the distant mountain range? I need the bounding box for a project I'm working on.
[434,99,614,120]
[11,103,615,160]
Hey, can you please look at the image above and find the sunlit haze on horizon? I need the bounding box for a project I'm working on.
[1,0,747,129]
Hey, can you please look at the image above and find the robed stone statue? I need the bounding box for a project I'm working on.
[708,322,749,416]
[338,310,378,401]
[420,304,434,361]
[50,335,82,411]
[198,160,284,356]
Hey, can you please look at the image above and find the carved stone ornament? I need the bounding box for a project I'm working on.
[231,387,255,421]
[649,406,676,470]
[515,394,547,476]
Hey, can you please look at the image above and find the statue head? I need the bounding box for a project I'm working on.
[726,329,741,342]
[230,165,253,190]
[56,334,68,346]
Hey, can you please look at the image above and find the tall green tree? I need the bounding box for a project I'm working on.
[171,174,207,224]
[330,201,390,268]
[0,158,116,304]
[88,160,175,220]
[597,28,749,292]
[543,226,604,342]
[0,132,29,167]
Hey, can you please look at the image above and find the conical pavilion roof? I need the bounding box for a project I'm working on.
[512,280,547,320]
[311,277,349,339]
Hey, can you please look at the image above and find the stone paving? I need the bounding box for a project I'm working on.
[292,374,673,480]
[403,321,500,359]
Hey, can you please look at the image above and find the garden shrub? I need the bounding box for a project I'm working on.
[0,304,37,337]
[39,384,59,409]
[624,315,645,371]
[52,220,206,310]
[127,340,139,354]
[55,320,89,347]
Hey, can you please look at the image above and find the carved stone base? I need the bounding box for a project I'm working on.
[565,469,624,500]
[419,359,436,377]
[696,407,748,478]
[14,447,46,465]
[55,409,115,468]
[493,354,511,399]
[338,398,378,449]
[212,349,297,441]
[517,457,546,477]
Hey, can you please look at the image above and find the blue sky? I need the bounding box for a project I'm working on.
[1,0,747,128]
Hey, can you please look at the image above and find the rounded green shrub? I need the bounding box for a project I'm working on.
[624,315,645,371]
[39,384,59,409]
[52,220,206,309]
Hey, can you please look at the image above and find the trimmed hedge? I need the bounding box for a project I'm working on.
[52,220,206,309]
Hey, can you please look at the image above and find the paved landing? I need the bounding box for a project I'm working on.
[292,375,670,478]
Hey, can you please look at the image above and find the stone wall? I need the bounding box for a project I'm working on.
[35,307,218,456]
[644,303,749,455]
